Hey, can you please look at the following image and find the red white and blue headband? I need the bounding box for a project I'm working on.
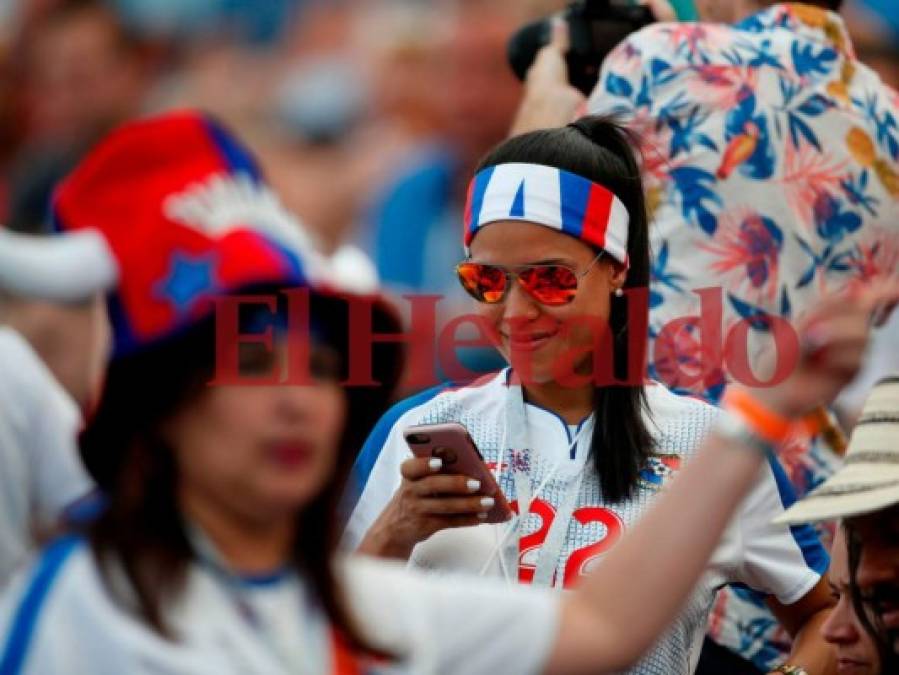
[463,162,630,267]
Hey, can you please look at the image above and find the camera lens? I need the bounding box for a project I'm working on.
[407,433,430,444]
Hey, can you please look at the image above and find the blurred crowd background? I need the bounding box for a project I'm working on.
[0,0,897,303]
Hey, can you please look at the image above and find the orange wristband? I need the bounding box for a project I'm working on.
[721,388,795,445]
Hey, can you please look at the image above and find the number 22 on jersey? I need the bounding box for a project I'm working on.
[510,499,625,588]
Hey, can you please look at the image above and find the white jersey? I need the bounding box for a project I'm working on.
[343,370,828,675]
[0,536,558,675]
[0,328,93,586]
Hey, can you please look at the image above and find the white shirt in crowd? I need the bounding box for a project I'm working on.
[343,371,828,675]
[0,327,94,587]
[0,537,558,675]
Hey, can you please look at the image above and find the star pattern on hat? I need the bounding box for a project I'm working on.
[156,251,218,314]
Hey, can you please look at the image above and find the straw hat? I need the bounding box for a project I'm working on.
[776,375,899,524]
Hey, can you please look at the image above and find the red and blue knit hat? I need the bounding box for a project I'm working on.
[0,111,323,357]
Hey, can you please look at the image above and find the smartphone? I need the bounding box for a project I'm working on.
[403,422,512,524]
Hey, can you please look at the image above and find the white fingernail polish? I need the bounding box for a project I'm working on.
[480,497,495,509]
[429,458,442,471]
[477,513,488,520]
[467,479,481,492]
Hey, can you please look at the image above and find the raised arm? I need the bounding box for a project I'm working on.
[547,284,899,674]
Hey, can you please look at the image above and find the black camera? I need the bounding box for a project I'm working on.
[507,0,654,97]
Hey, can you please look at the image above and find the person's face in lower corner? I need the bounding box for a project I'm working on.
[851,504,899,657]
[822,527,882,674]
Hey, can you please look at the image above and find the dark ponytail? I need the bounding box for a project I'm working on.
[476,116,653,501]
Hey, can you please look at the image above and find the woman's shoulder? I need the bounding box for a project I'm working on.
[0,538,235,674]
[1,536,91,607]
[644,381,719,416]
[377,370,509,431]
[3,535,112,611]
[642,382,721,456]
[0,537,104,667]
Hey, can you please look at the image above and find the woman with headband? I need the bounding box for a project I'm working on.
[0,111,889,675]
[344,117,839,674]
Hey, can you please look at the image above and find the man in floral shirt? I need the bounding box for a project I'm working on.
[585,1,899,672]
[515,0,899,672]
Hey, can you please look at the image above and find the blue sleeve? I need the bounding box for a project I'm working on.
[765,454,830,576]
[339,384,451,524]
[0,536,82,675]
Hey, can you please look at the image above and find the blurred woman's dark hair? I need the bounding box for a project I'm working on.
[846,521,899,672]
[475,115,653,502]
[79,289,401,650]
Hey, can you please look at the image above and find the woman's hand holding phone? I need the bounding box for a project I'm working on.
[356,452,510,561]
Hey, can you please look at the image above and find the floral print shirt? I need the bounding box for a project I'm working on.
[588,3,899,670]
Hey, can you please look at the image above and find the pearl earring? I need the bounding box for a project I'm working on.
[614,287,624,298]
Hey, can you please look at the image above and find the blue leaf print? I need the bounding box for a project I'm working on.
[879,111,899,160]
[795,236,824,288]
[840,171,880,216]
[669,167,722,235]
[829,251,854,272]
[722,48,744,66]
[779,75,800,107]
[605,73,634,99]
[635,75,652,109]
[858,93,899,160]
[797,261,817,288]
[795,235,816,258]
[790,41,837,79]
[697,210,718,235]
[857,93,899,159]
[777,80,834,151]
[741,38,785,70]
[658,238,670,268]
[729,294,774,331]
[649,58,677,87]
[668,107,719,158]
[724,94,776,179]
[797,94,834,117]
[788,112,821,151]
[813,192,862,243]
[744,122,777,179]
[656,91,691,129]
[795,235,856,289]
[651,241,687,293]
[780,287,791,318]
[735,14,766,33]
